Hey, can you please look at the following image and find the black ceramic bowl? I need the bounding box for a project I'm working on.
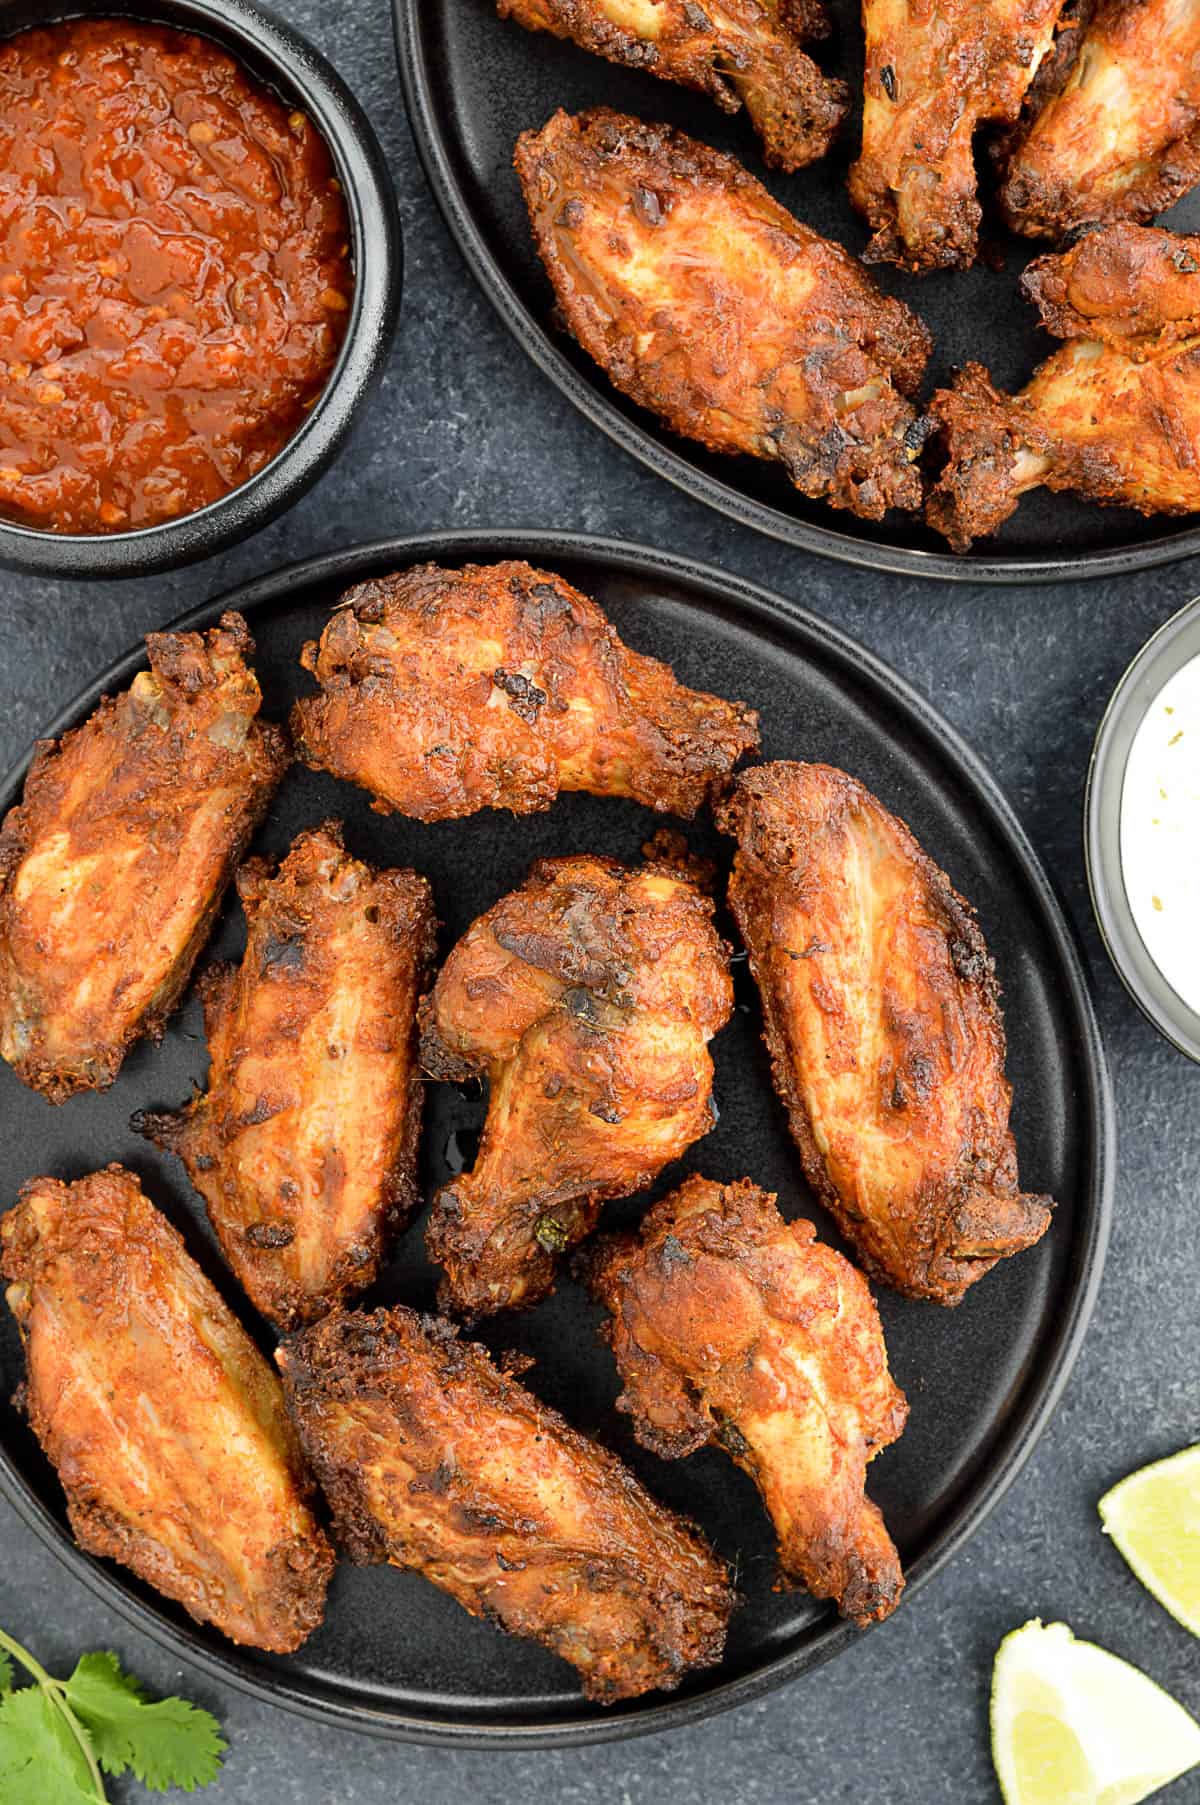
[0,0,401,578]
[1086,594,1200,1062]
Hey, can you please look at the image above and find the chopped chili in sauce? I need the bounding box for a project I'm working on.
[0,19,353,535]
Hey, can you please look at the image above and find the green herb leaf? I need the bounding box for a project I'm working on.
[0,1683,101,1805]
[64,1651,226,1794]
[0,1648,13,1694]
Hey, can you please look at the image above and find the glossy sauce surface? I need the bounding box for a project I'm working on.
[0,19,352,535]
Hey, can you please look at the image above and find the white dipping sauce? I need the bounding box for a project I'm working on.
[1121,650,1200,1014]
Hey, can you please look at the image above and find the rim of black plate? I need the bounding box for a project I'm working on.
[0,532,1115,1745]
[392,0,1200,585]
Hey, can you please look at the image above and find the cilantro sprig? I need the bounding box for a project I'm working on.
[0,1627,226,1800]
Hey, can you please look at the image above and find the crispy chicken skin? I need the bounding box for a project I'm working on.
[515,110,932,521]
[1021,222,1200,351]
[849,0,1066,271]
[277,1305,734,1702]
[136,825,436,1331]
[717,764,1053,1304]
[422,852,733,1321]
[1,1166,333,1653]
[291,561,758,824]
[497,0,848,172]
[584,1175,907,1624]
[927,226,1200,548]
[1001,0,1200,238]
[0,612,288,1103]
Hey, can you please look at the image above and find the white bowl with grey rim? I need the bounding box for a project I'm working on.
[1087,593,1200,1063]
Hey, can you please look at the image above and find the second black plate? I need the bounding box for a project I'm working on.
[0,531,1112,1744]
[395,0,1200,582]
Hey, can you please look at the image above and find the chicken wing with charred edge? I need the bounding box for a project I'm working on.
[497,0,848,173]
[582,1174,907,1625]
[0,612,288,1104]
[716,764,1053,1305]
[849,0,1066,271]
[1001,0,1200,239]
[1021,222,1200,352]
[277,1304,734,1703]
[926,226,1200,549]
[421,852,733,1322]
[515,109,932,521]
[291,561,758,824]
[135,824,437,1332]
[1,1166,334,1653]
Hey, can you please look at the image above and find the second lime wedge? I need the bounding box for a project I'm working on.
[1100,1445,1200,1637]
[991,1619,1200,1805]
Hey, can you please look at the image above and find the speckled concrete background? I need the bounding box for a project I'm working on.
[1,4,1198,1800]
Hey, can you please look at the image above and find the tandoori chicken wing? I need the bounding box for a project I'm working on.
[927,225,1200,548]
[277,1304,734,1702]
[1,1166,333,1652]
[0,612,288,1103]
[497,0,848,172]
[422,852,732,1321]
[849,0,1066,271]
[1019,221,1200,350]
[584,1175,907,1624]
[291,561,758,823]
[717,764,1054,1304]
[1001,0,1200,238]
[515,110,932,520]
[136,824,436,1331]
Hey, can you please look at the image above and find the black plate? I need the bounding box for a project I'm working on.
[0,531,1113,1744]
[394,0,1200,583]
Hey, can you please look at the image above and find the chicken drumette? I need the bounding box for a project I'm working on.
[137,824,436,1331]
[291,561,758,823]
[849,0,1066,271]
[1,1166,333,1653]
[927,224,1200,548]
[516,110,932,521]
[278,1304,734,1702]
[0,612,287,1102]
[717,763,1053,1304]
[422,852,733,1320]
[1001,0,1200,238]
[1020,221,1200,348]
[497,0,848,172]
[585,1175,907,1624]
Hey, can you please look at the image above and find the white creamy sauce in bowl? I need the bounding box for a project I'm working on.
[1120,651,1200,1017]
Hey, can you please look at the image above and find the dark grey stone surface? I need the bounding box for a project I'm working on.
[1,4,1199,1800]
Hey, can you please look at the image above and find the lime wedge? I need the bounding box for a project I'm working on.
[992,1620,1200,1805]
[1101,1445,1200,1637]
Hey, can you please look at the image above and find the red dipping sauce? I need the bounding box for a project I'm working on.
[0,18,353,535]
